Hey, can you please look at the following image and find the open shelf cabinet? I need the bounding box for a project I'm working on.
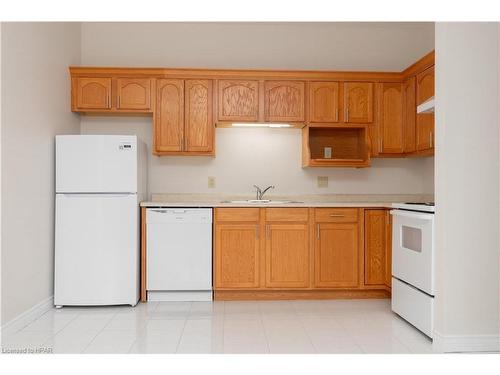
[302,125,371,168]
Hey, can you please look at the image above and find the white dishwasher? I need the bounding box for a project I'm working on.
[146,208,212,301]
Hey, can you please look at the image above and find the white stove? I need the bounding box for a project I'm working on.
[392,202,435,213]
[390,201,435,338]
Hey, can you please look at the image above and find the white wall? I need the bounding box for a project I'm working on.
[80,22,435,197]
[434,22,500,352]
[81,22,434,71]
[1,23,81,325]
[82,117,433,196]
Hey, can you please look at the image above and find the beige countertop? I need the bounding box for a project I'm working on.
[140,193,434,208]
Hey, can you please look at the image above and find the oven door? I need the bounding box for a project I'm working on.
[390,209,435,295]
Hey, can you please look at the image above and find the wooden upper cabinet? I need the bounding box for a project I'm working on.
[403,77,417,153]
[416,114,434,151]
[185,80,214,153]
[116,78,152,110]
[379,82,404,154]
[314,222,359,288]
[154,79,214,155]
[416,65,435,152]
[309,82,339,123]
[265,223,310,288]
[416,66,435,105]
[264,81,305,122]
[214,223,260,289]
[344,82,374,123]
[364,210,389,286]
[73,77,111,110]
[218,80,259,122]
[155,79,184,153]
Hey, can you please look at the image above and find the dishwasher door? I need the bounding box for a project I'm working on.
[146,208,212,299]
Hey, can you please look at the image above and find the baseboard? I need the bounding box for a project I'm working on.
[1,295,54,336]
[433,331,500,353]
[214,289,390,301]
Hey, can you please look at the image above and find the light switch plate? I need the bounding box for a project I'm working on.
[208,176,216,188]
[317,176,328,188]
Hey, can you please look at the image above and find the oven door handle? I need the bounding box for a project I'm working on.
[390,209,435,220]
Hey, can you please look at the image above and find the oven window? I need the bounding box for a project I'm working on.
[401,225,422,252]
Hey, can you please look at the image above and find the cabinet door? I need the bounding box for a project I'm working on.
[416,66,434,105]
[264,81,305,122]
[155,79,184,153]
[116,78,152,110]
[214,223,260,289]
[265,224,309,288]
[309,82,339,123]
[364,210,388,286]
[344,82,374,123]
[403,77,417,153]
[379,83,404,154]
[74,77,111,110]
[185,80,214,153]
[218,80,259,121]
[416,114,434,151]
[314,223,359,288]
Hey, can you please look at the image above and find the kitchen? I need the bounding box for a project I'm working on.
[1,17,499,365]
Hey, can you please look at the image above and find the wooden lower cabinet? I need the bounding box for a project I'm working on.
[364,209,390,287]
[314,222,359,288]
[214,223,260,289]
[265,223,310,288]
[213,207,391,300]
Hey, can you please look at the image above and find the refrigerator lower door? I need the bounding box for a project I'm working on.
[55,193,139,306]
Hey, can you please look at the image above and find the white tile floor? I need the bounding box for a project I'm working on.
[1,299,434,354]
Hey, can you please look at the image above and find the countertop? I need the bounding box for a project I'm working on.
[140,193,434,208]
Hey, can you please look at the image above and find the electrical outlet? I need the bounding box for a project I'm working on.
[317,176,328,188]
[208,176,216,188]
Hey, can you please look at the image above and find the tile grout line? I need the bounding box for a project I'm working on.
[40,310,82,348]
[292,303,318,353]
[78,309,120,354]
[174,302,192,353]
[258,302,273,354]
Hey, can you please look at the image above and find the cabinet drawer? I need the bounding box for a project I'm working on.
[215,208,260,222]
[265,208,309,222]
[314,208,359,223]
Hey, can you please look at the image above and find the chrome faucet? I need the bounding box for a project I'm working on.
[253,185,275,200]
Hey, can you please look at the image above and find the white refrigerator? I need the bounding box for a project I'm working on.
[54,135,147,307]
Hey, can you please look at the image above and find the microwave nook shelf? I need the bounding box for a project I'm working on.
[302,125,370,168]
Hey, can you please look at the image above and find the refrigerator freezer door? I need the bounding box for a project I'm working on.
[55,193,139,306]
[56,135,137,193]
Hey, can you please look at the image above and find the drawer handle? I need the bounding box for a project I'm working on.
[329,214,345,218]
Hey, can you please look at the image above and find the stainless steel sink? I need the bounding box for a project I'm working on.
[220,199,303,204]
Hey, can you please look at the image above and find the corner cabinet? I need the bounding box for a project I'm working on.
[154,79,214,156]
[378,82,404,154]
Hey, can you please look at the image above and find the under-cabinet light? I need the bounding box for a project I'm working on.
[231,123,292,128]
